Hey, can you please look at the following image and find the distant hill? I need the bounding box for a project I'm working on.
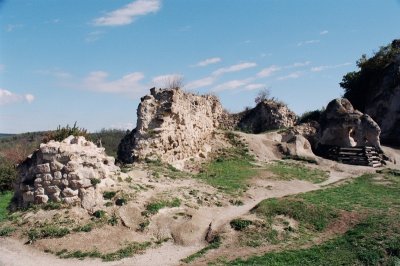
[0,134,15,139]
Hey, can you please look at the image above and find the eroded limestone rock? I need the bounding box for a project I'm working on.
[118,88,225,166]
[318,98,382,150]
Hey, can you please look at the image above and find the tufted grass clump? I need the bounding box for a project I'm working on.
[230,219,253,231]
[144,197,181,215]
[27,225,70,241]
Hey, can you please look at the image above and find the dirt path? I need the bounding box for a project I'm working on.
[0,167,355,266]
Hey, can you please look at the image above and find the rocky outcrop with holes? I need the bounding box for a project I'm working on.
[317,98,382,151]
[14,136,119,210]
[118,88,225,166]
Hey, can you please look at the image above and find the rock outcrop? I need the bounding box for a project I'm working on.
[341,39,400,145]
[317,98,382,150]
[14,136,119,210]
[235,100,297,133]
[118,88,225,166]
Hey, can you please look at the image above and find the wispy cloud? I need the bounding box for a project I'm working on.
[277,72,302,80]
[35,68,72,79]
[257,65,281,78]
[244,83,265,91]
[320,30,329,35]
[93,0,161,26]
[152,74,183,87]
[297,39,320,46]
[192,57,221,67]
[311,62,352,72]
[85,31,105,42]
[0,89,35,105]
[83,71,145,94]
[287,61,311,68]
[5,24,23,32]
[212,78,254,92]
[186,76,216,90]
[213,62,257,76]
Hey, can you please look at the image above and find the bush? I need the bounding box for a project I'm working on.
[298,109,323,123]
[0,164,17,192]
[44,122,88,142]
[230,219,253,231]
[103,191,116,200]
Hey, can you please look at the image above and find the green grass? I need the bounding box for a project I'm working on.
[181,236,221,263]
[27,225,70,241]
[253,198,338,231]
[58,241,151,261]
[267,161,329,184]
[0,191,12,222]
[196,132,256,194]
[145,197,181,215]
[0,226,15,236]
[222,173,400,265]
[197,157,256,194]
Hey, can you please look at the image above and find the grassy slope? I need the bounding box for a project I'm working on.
[226,173,400,265]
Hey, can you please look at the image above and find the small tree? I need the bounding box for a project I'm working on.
[254,88,270,104]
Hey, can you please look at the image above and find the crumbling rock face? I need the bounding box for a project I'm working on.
[236,100,297,133]
[317,98,382,150]
[14,136,119,210]
[118,88,225,165]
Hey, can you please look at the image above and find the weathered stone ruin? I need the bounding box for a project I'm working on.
[118,88,299,167]
[118,88,225,165]
[317,98,382,150]
[14,136,119,210]
[235,100,297,133]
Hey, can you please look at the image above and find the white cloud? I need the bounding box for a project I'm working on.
[193,57,221,67]
[277,72,302,80]
[320,30,329,35]
[0,89,35,105]
[213,62,257,76]
[257,65,281,78]
[244,83,265,91]
[152,74,183,88]
[93,0,161,26]
[25,94,35,103]
[311,62,352,72]
[83,71,145,93]
[297,39,320,46]
[212,78,254,92]
[186,76,215,90]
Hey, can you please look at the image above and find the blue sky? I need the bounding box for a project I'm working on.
[1,0,399,133]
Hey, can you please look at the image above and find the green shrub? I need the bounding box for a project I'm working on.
[44,122,88,142]
[90,178,101,187]
[93,210,106,219]
[115,198,127,206]
[230,219,253,231]
[103,191,116,200]
[0,164,17,192]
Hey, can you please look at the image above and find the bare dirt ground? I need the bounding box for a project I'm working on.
[1,131,398,266]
